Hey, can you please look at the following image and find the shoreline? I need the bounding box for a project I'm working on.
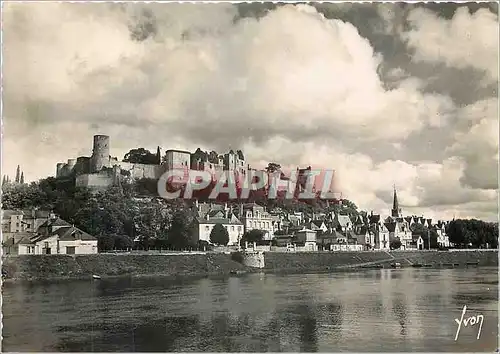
[3,249,498,284]
[4,264,497,286]
[2,250,498,285]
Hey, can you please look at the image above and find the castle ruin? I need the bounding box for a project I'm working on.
[55,135,250,191]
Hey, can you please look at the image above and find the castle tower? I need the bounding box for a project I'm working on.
[391,185,402,218]
[56,163,65,177]
[67,159,76,171]
[90,135,110,173]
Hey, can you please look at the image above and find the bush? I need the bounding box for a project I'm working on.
[390,239,402,250]
[210,224,230,246]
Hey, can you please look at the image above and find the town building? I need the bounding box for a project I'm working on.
[239,203,275,240]
[2,209,51,241]
[192,203,244,245]
[409,235,425,250]
[309,220,328,233]
[435,221,451,248]
[1,210,98,255]
[30,225,98,255]
[295,229,318,251]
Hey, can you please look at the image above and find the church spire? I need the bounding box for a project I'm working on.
[391,185,401,218]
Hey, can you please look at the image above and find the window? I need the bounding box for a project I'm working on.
[66,246,76,255]
[205,226,209,230]
[44,242,49,248]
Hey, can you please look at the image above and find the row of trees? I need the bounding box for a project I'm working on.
[2,165,25,185]
[446,219,498,249]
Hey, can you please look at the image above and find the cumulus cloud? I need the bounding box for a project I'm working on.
[2,2,498,221]
[403,6,499,85]
[447,98,499,190]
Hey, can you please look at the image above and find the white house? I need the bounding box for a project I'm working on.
[195,213,244,246]
[435,221,450,248]
[336,214,353,233]
[2,212,98,255]
[374,222,390,250]
[31,225,98,254]
[384,217,412,249]
[239,203,274,240]
[3,234,36,255]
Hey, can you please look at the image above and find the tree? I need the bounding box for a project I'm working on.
[20,172,24,184]
[411,223,439,249]
[123,148,158,164]
[114,234,133,250]
[390,239,402,250]
[15,165,20,183]
[423,229,439,249]
[98,234,115,252]
[265,162,281,173]
[329,199,360,220]
[240,229,265,247]
[447,220,468,248]
[210,223,230,246]
[446,219,499,249]
[167,209,195,250]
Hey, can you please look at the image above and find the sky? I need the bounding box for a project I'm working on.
[2,2,499,221]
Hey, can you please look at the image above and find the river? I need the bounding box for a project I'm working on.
[2,267,498,352]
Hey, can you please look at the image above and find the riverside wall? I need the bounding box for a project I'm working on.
[2,253,251,282]
[2,250,497,282]
[262,250,499,271]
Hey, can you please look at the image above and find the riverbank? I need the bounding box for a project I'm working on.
[263,249,499,271]
[2,250,497,283]
[1,253,253,283]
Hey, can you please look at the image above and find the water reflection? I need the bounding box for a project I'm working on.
[391,295,408,336]
[2,267,498,352]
